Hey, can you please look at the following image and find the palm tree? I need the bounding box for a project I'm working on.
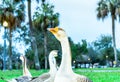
[33,2,59,69]
[27,0,40,70]
[0,0,25,70]
[96,0,120,66]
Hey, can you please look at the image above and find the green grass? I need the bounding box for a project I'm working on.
[0,68,120,82]
[74,68,120,82]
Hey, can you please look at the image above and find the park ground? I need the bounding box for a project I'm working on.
[0,68,120,82]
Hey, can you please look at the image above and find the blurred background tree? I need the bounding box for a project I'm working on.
[0,0,25,70]
[96,0,120,66]
[33,1,59,69]
[0,0,120,70]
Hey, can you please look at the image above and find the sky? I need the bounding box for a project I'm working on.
[48,0,120,49]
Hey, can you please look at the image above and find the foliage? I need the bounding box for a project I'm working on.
[1,0,120,70]
[87,45,100,64]
[94,35,112,49]
[69,38,88,64]
[33,2,59,30]
[96,0,120,20]
[33,1,60,69]
[0,0,25,70]
[25,31,61,69]
[0,45,4,56]
[93,35,114,65]
[0,0,25,29]
[96,0,120,66]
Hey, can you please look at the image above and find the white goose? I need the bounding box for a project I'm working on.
[48,27,92,82]
[44,50,58,82]
[1,55,33,82]
[30,50,58,82]
[20,55,32,77]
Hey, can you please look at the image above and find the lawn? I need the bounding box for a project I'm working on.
[0,68,120,82]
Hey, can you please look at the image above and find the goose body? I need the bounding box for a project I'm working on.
[48,27,92,82]
[30,50,58,82]
[7,76,32,82]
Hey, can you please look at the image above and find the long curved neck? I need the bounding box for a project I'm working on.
[49,55,57,75]
[22,57,32,77]
[59,37,73,72]
[22,57,27,75]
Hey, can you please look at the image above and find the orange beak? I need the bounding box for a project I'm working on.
[47,27,59,34]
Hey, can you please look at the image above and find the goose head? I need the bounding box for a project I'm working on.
[47,27,67,41]
[49,50,58,65]
[20,55,25,62]
[50,50,58,57]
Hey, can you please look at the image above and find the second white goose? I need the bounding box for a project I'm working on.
[30,50,58,82]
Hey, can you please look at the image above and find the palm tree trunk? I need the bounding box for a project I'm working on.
[43,31,48,69]
[9,28,12,70]
[112,15,118,66]
[42,12,48,69]
[28,0,40,70]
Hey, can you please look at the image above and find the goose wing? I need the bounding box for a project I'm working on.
[30,73,50,82]
[76,75,92,82]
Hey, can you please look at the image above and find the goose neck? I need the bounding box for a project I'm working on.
[59,37,72,72]
[49,55,57,74]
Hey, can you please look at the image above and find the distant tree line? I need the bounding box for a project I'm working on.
[0,0,120,70]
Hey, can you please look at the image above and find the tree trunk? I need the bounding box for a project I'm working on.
[112,15,118,66]
[43,31,48,69]
[9,28,12,70]
[42,2,48,69]
[3,27,7,70]
[28,0,40,70]
[42,14,48,69]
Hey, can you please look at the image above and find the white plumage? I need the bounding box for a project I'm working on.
[30,50,58,82]
[48,27,92,82]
